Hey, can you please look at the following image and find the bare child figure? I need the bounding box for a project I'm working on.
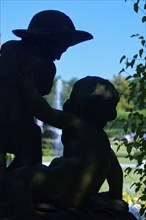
[0,10,92,193]
[5,74,124,219]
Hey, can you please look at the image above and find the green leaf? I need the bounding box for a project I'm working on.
[139,49,144,57]
[113,137,120,142]
[129,108,133,112]
[133,54,138,59]
[130,182,136,188]
[131,123,136,133]
[131,59,135,68]
[120,55,126,63]
[135,183,141,192]
[136,127,142,136]
[118,68,125,74]
[127,145,133,154]
[139,207,145,216]
[139,36,144,40]
[133,112,139,117]
[116,145,121,152]
[125,167,132,174]
[123,124,128,133]
[141,39,145,46]
[142,16,146,23]
[139,114,144,120]
[125,75,132,80]
[129,82,137,89]
[134,3,139,13]
[125,60,131,68]
[131,34,139,38]
[128,112,133,118]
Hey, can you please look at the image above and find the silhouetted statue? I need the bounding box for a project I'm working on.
[3,75,136,219]
[0,10,93,194]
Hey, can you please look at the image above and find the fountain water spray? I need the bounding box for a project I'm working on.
[51,78,63,156]
[36,78,63,156]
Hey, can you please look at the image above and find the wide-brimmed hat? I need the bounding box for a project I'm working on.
[12,10,93,46]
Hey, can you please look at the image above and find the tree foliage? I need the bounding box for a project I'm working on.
[111,75,134,110]
[116,0,146,217]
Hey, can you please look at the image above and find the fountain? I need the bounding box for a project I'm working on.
[49,78,63,156]
[36,78,64,156]
[55,78,63,110]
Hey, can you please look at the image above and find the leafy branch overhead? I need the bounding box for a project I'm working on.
[125,0,146,23]
[117,0,146,217]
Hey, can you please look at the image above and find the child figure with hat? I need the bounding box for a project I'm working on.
[0,10,93,196]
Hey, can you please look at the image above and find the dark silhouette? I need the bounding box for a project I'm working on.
[4,74,136,219]
[0,10,93,193]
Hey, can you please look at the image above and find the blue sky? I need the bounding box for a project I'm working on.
[0,0,145,81]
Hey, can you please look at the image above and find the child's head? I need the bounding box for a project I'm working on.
[12,10,93,60]
[63,76,119,127]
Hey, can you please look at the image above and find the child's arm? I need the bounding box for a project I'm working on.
[14,71,77,130]
[107,149,123,199]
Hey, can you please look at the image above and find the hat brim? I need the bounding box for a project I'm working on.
[12,29,93,46]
